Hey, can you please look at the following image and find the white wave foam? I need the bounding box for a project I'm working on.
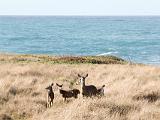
[96,52,118,56]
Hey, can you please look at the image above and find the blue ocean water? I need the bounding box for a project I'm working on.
[0,16,160,65]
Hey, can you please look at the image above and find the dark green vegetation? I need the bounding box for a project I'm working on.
[0,54,127,64]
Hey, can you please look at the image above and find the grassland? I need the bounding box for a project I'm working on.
[0,54,160,120]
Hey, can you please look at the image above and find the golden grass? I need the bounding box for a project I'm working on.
[0,55,160,120]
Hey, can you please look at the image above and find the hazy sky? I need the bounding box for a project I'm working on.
[0,0,160,15]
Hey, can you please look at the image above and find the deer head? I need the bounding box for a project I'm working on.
[45,83,54,91]
[56,83,63,89]
[77,74,88,85]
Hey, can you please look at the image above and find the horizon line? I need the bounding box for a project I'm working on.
[0,14,160,17]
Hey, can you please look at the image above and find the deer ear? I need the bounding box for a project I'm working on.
[56,83,58,86]
[78,74,81,77]
[85,74,88,78]
[56,83,63,87]
[45,86,49,89]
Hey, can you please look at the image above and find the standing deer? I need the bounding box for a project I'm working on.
[78,74,98,97]
[78,74,105,97]
[45,83,54,108]
[56,83,80,101]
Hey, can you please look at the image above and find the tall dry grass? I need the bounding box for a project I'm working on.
[0,63,160,120]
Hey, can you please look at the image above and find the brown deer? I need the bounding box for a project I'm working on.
[45,83,54,108]
[56,83,80,101]
[78,74,98,97]
[78,74,105,97]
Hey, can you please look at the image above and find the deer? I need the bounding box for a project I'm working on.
[77,74,105,97]
[45,83,54,108]
[78,74,97,97]
[56,83,80,101]
[97,85,105,96]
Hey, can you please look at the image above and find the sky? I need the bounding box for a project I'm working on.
[0,0,160,15]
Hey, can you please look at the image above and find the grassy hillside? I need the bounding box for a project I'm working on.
[0,54,160,120]
[0,54,126,64]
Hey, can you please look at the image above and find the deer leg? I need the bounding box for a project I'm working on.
[50,101,51,107]
[46,104,47,108]
[51,101,53,106]
[51,99,53,106]
[46,95,49,108]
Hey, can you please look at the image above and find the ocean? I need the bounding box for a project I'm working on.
[0,16,160,65]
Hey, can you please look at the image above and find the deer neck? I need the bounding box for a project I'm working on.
[82,81,85,89]
[50,88,53,94]
[80,81,85,93]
